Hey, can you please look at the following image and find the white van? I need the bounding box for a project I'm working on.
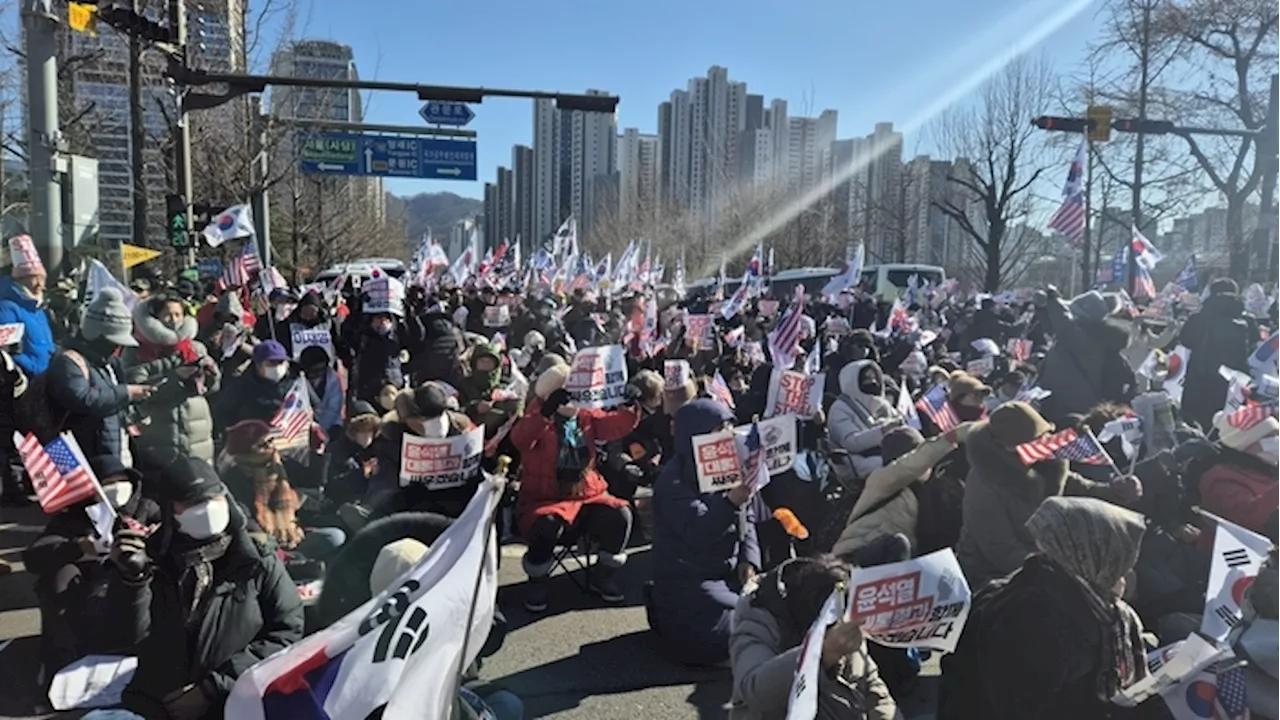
[859,263,946,300]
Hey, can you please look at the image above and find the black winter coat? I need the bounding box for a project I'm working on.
[113,510,304,719]
[47,340,133,461]
[214,368,292,430]
[1178,293,1257,429]
[409,311,462,386]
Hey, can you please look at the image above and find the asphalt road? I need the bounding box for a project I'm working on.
[0,503,939,720]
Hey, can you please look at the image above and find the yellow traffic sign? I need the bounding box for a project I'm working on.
[68,2,98,36]
[1087,105,1112,143]
[122,243,161,269]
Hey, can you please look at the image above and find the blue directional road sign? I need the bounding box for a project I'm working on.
[298,133,477,181]
[418,101,475,127]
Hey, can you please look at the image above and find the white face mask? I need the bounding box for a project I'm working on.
[420,414,449,439]
[261,363,287,382]
[352,432,375,448]
[101,481,133,509]
[174,496,231,539]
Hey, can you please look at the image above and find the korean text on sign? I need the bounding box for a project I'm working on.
[844,549,972,653]
[398,427,484,490]
[691,430,744,494]
[564,345,629,409]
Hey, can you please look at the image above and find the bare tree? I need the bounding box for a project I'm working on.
[1154,0,1278,279]
[931,56,1055,291]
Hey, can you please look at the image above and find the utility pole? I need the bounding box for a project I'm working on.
[1252,74,1279,284]
[1128,1,1153,297]
[248,95,271,268]
[168,0,194,267]
[22,0,63,279]
[127,0,146,275]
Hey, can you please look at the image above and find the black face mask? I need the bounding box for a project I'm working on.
[955,403,986,421]
[858,370,883,396]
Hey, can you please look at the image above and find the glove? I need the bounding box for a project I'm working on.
[162,680,214,720]
[541,388,570,418]
[109,527,150,582]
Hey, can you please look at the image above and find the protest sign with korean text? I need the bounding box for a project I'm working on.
[289,324,334,361]
[691,429,744,493]
[846,549,971,653]
[483,305,510,328]
[765,370,824,420]
[564,345,628,409]
[398,427,484,490]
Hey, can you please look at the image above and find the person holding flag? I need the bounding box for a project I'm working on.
[214,340,296,430]
[91,457,303,720]
[1176,277,1259,431]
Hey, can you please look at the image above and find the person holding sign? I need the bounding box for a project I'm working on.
[459,343,522,441]
[728,555,897,720]
[647,399,761,667]
[939,497,1151,720]
[511,364,641,613]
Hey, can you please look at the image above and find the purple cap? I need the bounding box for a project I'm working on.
[252,340,288,363]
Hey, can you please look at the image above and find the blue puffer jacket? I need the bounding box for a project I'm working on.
[0,275,56,375]
[46,339,132,461]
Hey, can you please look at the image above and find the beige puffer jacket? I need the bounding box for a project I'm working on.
[831,434,958,559]
[728,580,899,720]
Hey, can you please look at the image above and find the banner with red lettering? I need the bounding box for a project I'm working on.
[564,345,629,409]
[845,549,971,653]
[765,370,824,420]
[684,314,713,350]
[398,427,484,489]
[691,429,744,493]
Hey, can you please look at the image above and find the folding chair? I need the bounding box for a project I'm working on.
[548,528,597,593]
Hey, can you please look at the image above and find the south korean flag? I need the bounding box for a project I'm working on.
[1200,516,1273,641]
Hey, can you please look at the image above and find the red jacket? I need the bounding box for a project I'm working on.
[1197,461,1279,550]
[511,398,639,534]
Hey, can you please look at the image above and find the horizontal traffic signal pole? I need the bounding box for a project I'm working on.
[1032,115,1261,139]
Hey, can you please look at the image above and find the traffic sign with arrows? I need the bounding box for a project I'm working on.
[418,101,475,127]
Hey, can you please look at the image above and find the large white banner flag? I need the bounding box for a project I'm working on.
[225,478,503,720]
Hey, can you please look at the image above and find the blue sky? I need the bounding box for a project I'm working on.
[294,0,1106,199]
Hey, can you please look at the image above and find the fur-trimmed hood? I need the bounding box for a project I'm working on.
[133,303,199,347]
[965,418,1069,501]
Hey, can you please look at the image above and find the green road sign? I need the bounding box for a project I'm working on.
[299,136,360,164]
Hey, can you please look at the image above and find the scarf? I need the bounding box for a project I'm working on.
[172,532,232,626]
[1025,496,1148,700]
[234,453,301,545]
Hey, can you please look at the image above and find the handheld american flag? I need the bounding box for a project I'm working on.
[741,421,769,494]
[1014,428,1110,466]
[271,378,314,444]
[1045,137,1086,246]
[13,432,102,514]
[915,384,958,433]
[767,285,806,370]
[1223,403,1276,431]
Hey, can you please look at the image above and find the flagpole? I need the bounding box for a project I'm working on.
[449,470,506,719]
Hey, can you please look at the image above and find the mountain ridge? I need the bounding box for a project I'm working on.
[386,191,483,240]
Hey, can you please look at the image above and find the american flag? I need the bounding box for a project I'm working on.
[1224,404,1275,431]
[1214,665,1250,720]
[1046,137,1086,246]
[14,432,100,514]
[270,378,314,444]
[741,421,768,494]
[1133,261,1157,300]
[915,384,958,433]
[767,284,807,369]
[710,371,736,409]
[219,241,261,290]
[1015,427,1109,466]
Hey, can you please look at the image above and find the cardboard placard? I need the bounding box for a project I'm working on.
[290,324,334,361]
[691,429,744,493]
[483,305,510,328]
[564,345,628,409]
[398,426,484,490]
[765,370,824,420]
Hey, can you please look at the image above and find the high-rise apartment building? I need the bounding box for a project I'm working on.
[658,67,752,221]
[511,145,535,251]
[269,39,385,230]
[530,92,618,242]
[570,90,618,239]
[44,0,245,248]
[532,98,563,240]
[618,129,660,229]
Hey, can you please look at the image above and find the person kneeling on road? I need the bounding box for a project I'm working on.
[87,457,303,720]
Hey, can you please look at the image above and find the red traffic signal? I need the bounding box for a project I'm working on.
[1111,118,1177,135]
[1032,116,1093,133]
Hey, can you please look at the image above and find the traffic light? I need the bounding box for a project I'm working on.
[166,193,189,249]
[96,4,170,43]
[556,94,619,114]
[1032,116,1093,133]
[1111,118,1177,135]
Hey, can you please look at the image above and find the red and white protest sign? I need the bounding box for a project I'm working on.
[398,426,484,490]
[846,549,971,653]
[691,429,744,493]
[564,345,628,409]
[684,314,712,349]
[0,323,24,347]
[735,415,797,476]
[765,370,824,420]
[664,359,692,390]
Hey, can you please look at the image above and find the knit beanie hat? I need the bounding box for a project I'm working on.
[7,235,45,279]
[369,538,430,595]
[947,371,990,401]
[82,287,138,347]
[1214,409,1280,452]
[535,363,570,400]
[988,401,1054,448]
